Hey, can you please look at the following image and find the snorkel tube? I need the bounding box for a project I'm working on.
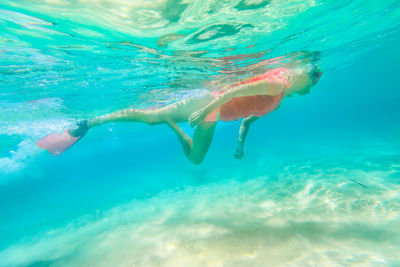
[311,51,323,85]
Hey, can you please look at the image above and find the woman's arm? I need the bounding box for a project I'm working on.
[234,115,259,159]
[189,79,284,126]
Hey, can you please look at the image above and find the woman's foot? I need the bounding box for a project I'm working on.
[68,120,89,137]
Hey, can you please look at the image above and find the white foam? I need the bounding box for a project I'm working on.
[0,95,78,175]
[0,139,36,177]
[0,119,70,175]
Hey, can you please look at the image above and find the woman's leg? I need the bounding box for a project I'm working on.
[166,120,217,165]
[86,93,215,129]
[76,92,216,164]
[87,108,171,128]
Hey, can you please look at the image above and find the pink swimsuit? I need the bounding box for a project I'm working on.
[205,68,290,122]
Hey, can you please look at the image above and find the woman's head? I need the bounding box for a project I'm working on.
[284,51,322,96]
[296,66,322,95]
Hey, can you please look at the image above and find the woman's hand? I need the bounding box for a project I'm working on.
[188,108,206,127]
[234,146,244,159]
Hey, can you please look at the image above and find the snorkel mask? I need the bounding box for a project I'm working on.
[311,67,323,85]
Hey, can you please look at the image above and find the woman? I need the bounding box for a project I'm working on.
[37,57,322,164]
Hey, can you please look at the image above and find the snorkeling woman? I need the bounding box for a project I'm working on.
[37,53,322,164]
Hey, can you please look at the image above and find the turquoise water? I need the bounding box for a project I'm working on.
[1,0,400,266]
